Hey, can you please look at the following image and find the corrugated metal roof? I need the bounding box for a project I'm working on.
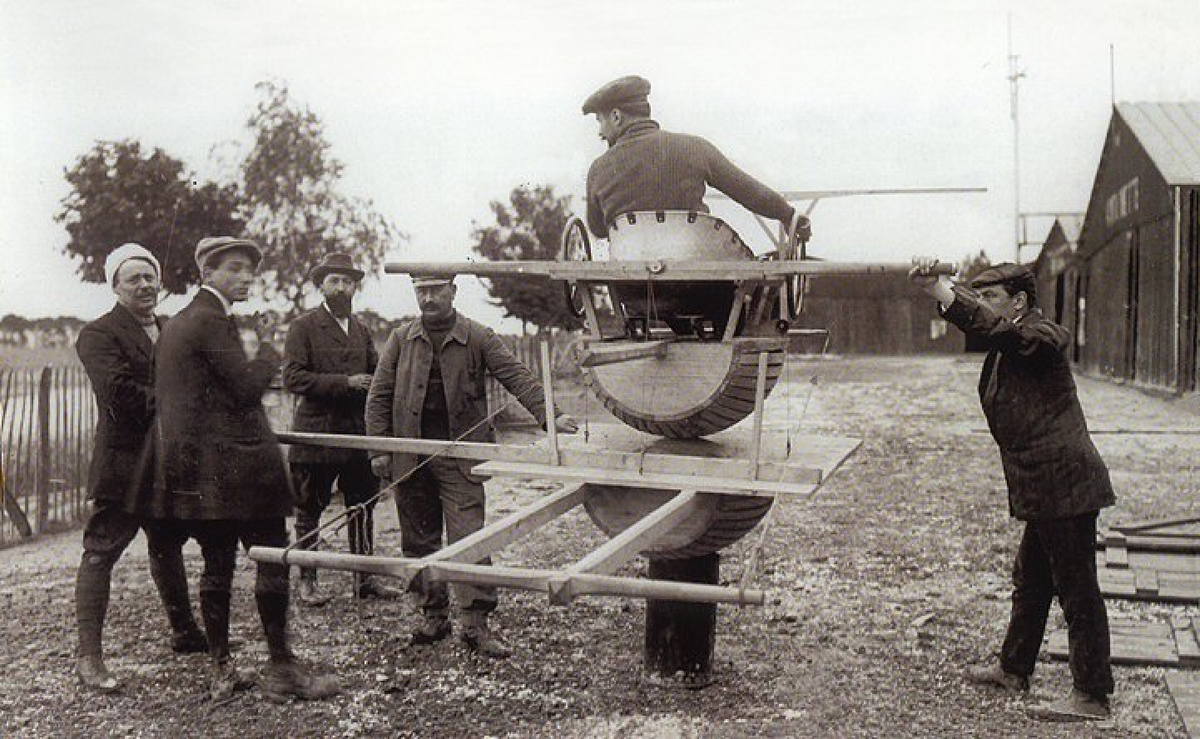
[1117,102,1200,185]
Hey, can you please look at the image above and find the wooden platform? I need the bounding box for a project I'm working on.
[1044,616,1200,668]
[1097,521,1200,604]
[1168,672,1200,738]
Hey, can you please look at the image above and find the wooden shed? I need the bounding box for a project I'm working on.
[795,270,964,355]
[1073,102,1200,392]
[1033,216,1083,361]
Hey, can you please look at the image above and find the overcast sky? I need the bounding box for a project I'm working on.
[3,0,1199,328]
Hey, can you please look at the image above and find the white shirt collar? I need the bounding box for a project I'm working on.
[201,285,234,316]
[323,302,350,334]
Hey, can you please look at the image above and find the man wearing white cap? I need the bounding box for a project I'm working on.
[74,243,205,693]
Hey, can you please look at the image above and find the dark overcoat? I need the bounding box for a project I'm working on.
[365,312,547,482]
[942,289,1115,521]
[282,305,377,465]
[75,304,161,502]
[129,288,293,520]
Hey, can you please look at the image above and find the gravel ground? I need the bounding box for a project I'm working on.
[2,355,1199,738]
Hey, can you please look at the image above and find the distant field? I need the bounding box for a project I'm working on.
[0,346,80,370]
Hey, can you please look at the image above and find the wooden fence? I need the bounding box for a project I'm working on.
[0,365,95,547]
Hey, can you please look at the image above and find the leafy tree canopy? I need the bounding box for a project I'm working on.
[472,185,581,333]
[240,80,400,314]
[56,81,401,316]
[56,140,242,293]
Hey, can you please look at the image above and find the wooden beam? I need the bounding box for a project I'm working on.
[579,340,671,367]
[247,547,764,605]
[749,352,769,480]
[280,430,843,487]
[539,340,559,466]
[383,260,957,282]
[422,483,587,565]
[473,460,820,496]
[566,491,702,576]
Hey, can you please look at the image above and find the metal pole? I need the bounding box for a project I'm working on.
[1008,14,1025,263]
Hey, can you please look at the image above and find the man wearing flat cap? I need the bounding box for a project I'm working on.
[73,243,205,693]
[581,74,808,241]
[283,252,400,605]
[130,236,340,702]
[366,273,578,658]
[910,258,1114,722]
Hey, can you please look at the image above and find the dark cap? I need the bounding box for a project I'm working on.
[970,262,1036,300]
[310,252,365,285]
[581,75,651,115]
[194,236,262,270]
[411,273,454,288]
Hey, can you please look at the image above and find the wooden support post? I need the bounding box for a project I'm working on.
[35,367,51,534]
[540,340,559,466]
[748,352,769,480]
[644,553,719,688]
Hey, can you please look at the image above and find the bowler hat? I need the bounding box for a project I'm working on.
[194,236,262,270]
[310,252,365,285]
[581,75,651,115]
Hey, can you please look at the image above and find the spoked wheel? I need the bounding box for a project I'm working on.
[560,217,592,318]
[783,210,811,320]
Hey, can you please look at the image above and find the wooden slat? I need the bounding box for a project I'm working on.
[1135,567,1161,595]
[1166,672,1200,739]
[247,547,764,605]
[565,491,702,576]
[473,460,821,498]
[1113,515,1200,533]
[579,340,671,367]
[1176,617,1200,667]
[421,483,587,566]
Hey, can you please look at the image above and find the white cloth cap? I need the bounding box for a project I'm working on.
[104,243,161,286]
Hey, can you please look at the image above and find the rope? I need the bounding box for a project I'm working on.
[280,392,524,567]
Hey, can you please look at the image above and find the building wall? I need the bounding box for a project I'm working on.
[795,273,964,355]
[1077,110,1178,388]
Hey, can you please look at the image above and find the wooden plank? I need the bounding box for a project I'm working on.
[421,483,587,565]
[384,259,953,282]
[473,460,820,498]
[1104,531,1129,568]
[749,353,769,480]
[1128,551,1200,574]
[1135,567,1161,595]
[1176,618,1200,668]
[278,429,860,488]
[539,341,559,466]
[579,340,671,367]
[247,547,764,605]
[564,491,702,577]
[1113,515,1200,534]
[1045,621,1181,666]
[1167,672,1200,739]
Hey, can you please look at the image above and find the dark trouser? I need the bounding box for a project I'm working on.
[145,518,292,664]
[75,499,198,657]
[999,512,1113,699]
[291,458,378,582]
[396,456,496,614]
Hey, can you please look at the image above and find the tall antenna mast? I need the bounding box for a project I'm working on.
[1007,14,1025,263]
[1109,44,1116,106]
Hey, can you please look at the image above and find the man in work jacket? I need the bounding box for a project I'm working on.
[365,273,577,658]
[581,74,809,242]
[74,243,204,693]
[910,259,1115,722]
[283,252,401,605]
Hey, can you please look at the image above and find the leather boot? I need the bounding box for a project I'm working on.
[297,574,331,608]
[76,653,121,693]
[965,663,1029,692]
[261,659,342,703]
[1027,688,1111,722]
[208,660,254,703]
[411,608,452,645]
[460,610,511,659]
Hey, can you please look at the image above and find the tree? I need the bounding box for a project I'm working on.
[240,80,401,315]
[56,140,243,293]
[958,249,993,284]
[471,185,582,333]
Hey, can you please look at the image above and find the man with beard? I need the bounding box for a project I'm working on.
[74,243,205,692]
[283,252,402,605]
[130,236,340,702]
[366,274,578,658]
